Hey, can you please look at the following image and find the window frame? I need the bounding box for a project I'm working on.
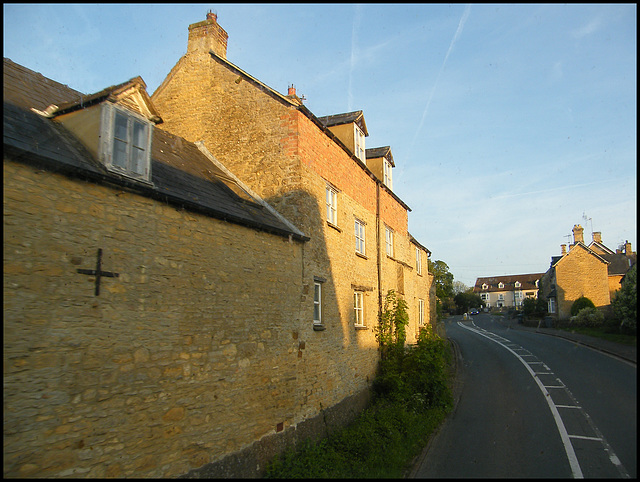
[415,247,422,275]
[383,158,393,189]
[325,185,338,226]
[99,103,153,183]
[354,290,365,327]
[313,281,322,325]
[385,226,394,257]
[354,218,366,255]
[354,124,366,163]
[418,298,425,326]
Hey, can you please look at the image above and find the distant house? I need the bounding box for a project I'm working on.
[473,273,544,310]
[539,224,636,320]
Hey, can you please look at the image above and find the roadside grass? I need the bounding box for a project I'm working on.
[556,325,636,346]
[264,328,454,478]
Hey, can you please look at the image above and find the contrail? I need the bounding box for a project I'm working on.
[490,179,618,200]
[410,4,471,152]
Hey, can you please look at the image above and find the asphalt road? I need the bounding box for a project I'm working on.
[413,314,636,478]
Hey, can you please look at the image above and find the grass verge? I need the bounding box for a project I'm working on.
[556,325,637,346]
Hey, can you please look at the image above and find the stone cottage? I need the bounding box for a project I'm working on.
[539,224,636,320]
[4,13,435,479]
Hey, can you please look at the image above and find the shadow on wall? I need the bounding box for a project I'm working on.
[2,169,375,478]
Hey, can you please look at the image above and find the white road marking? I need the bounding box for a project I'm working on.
[458,320,631,479]
[569,435,603,441]
[460,321,583,478]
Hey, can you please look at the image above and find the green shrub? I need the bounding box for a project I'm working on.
[570,296,595,317]
[611,264,637,335]
[570,307,604,327]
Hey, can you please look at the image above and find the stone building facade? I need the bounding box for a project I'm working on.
[539,224,636,320]
[3,12,434,479]
[473,273,544,310]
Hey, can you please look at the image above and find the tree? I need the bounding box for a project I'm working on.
[611,263,637,334]
[428,259,455,317]
[453,291,482,314]
[452,281,469,296]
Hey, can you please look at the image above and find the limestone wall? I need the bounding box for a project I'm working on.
[3,159,312,477]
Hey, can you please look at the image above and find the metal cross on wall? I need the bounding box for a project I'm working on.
[76,248,119,296]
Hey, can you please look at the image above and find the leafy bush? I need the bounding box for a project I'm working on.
[375,290,409,363]
[523,297,547,318]
[570,307,604,327]
[611,263,637,335]
[570,296,595,317]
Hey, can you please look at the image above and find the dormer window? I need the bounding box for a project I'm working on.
[482,283,488,290]
[100,103,152,182]
[354,124,366,163]
[498,282,504,289]
[514,281,521,288]
[383,158,393,189]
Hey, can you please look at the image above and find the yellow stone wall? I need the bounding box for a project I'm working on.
[3,159,311,478]
[554,247,610,319]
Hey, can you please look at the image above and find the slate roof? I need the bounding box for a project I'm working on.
[317,110,369,136]
[3,58,307,242]
[602,253,636,276]
[473,273,545,293]
[366,146,395,167]
[3,58,83,111]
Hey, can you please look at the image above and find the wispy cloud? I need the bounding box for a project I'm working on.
[409,4,471,154]
[489,179,618,201]
[571,18,601,39]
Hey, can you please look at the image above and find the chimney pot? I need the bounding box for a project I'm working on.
[561,244,567,255]
[288,85,296,96]
[572,224,584,244]
[188,12,228,59]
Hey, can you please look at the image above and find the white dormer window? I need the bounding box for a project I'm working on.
[354,124,366,163]
[100,103,152,182]
[383,159,393,189]
[482,283,488,290]
[514,281,521,288]
[498,282,504,289]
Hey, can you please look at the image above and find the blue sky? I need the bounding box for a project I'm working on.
[4,4,636,287]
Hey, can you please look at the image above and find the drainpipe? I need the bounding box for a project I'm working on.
[376,182,382,321]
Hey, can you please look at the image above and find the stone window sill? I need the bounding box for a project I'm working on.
[313,323,326,331]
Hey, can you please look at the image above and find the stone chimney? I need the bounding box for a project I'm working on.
[624,240,633,257]
[187,11,228,59]
[561,244,567,255]
[572,224,584,245]
[592,231,602,244]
